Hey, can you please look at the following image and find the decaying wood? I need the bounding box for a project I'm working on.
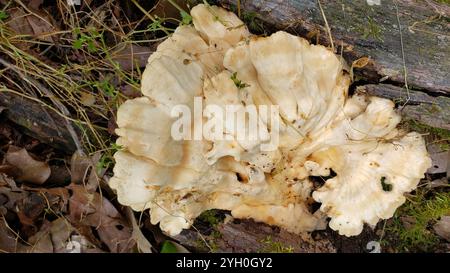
[0,92,77,152]
[173,219,336,253]
[357,84,450,130]
[209,0,450,129]
[213,0,449,93]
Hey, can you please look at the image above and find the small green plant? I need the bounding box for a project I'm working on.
[230,72,250,89]
[94,79,117,98]
[386,191,450,252]
[72,28,102,53]
[180,11,193,25]
[148,18,163,31]
[0,10,8,21]
[259,236,294,253]
[96,143,122,173]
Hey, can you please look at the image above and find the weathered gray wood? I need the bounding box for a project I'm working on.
[0,92,77,152]
[357,84,450,130]
[211,0,449,94]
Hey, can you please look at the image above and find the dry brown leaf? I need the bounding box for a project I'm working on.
[125,207,152,253]
[16,192,45,227]
[71,151,103,193]
[5,146,51,184]
[350,56,371,81]
[0,173,20,190]
[79,91,96,106]
[434,216,450,242]
[0,218,21,253]
[352,56,371,68]
[70,151,92,185]
[67,184,134,252]
[112,44,153,71]
[19,218,102,253]
[151,0,189,20]
[0,165,22,179]
[7,8,57,43]
[427,151,449,174]
[28,0,44,10]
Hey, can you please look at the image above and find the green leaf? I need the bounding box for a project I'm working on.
[230,72,250,89]
[148,18,162,31]
[86,40,97,53]
[180,11,192,25]
[160,241,178,253]
[72,39,84,50]
[0,11,8,21]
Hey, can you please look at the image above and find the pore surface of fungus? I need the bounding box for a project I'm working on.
[109,4,432,237]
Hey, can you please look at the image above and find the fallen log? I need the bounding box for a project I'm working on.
[0,92,77,153]
[211,0,450,93]
[173,218,337,253]
[205,0,449,130]
[357,84,450,130]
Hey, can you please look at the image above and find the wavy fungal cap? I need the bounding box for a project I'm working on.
[109,4,432,237]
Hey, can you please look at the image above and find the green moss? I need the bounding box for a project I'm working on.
[436,0,450,5]
[355,15,384,42]
[402,120,450,151]
[197,209,223,227]
[386,191,450,252]
[195,234,220,253]
[241,11,265,34]
[259,236,294,253]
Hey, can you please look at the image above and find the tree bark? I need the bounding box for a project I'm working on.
[208,0,450,129]
[0,92,77,153]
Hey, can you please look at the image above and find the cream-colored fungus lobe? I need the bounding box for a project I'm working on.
[109,4,432,237]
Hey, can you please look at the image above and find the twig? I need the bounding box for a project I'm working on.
[237,0,242,18]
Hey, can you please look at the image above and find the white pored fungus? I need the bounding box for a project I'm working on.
[109,4,432,237]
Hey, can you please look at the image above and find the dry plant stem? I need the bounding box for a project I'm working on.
[317,0,334,52]
[394,0,411,109]
[0,57,84,154]
[130,0,170,35]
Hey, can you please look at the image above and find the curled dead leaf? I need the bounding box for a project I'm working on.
[350,56,371,81]
[79,91,96,106]
[112,44,154,71]
[19,218,102,253]
[67,184,134,252]
[0,218,22,253]
[6,8,58,43]
[434,216,450,242]
[5,146,51,185]
[125,207,152,253]
[352,57,371,68]
[70,151,103,193]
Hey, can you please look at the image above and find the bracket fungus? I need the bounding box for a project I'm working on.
[109,4,432,237]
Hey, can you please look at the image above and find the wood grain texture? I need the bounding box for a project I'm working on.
[210,0,450,94]
[0,92,77,152]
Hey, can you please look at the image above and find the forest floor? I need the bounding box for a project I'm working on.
[0,0,449,253]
